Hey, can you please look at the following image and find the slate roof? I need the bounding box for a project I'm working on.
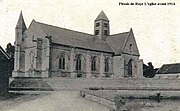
[156,63,180,74]
[28,20,114,53]
[95,11,109,22]
[0,46,10,60]
[107,32,130,55]
[26,11,139,55]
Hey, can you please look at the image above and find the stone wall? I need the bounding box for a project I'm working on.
[155,73,180,79]
[80,89,115,109]
[10,78,180,91]
[50,44,113,78]
[46,78,180,91]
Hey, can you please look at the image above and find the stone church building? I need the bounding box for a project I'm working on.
[12,11,143,78]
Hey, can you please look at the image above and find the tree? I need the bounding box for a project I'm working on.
[6,43,15,58]
[5,43,15,76]
[143,62,156,78]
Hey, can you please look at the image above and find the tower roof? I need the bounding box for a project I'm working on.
[16,11,27,29]
[95,11,109,22]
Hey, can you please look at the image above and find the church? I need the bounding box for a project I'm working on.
[12,11,143,78]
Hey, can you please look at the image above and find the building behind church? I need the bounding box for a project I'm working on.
[12,11,143,78]
[0,46,10,94]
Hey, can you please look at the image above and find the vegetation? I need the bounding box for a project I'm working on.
[143,62,156,78]
[5,43,15,76]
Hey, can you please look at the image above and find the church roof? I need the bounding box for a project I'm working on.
[95,11,109,22]
[107,32,129,54]
[156,63,180,74]
[16,11,27,29]
[107,29,140,56]
[28,20,114,53]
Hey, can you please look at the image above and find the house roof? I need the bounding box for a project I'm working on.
[107,32,130,55]
[0,46,10,60]
[156,63,180,74]
[95,11,109,22]
[28,20,114,53]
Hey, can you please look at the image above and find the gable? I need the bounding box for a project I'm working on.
[26,20,46,39]
[107,32,129,55]
[122,29,140,56]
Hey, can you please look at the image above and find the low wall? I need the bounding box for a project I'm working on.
[80,89,115,109]
[80,88,180,111]
[10,77,180,91]
[155,73,180,79]
[46,78,180,91]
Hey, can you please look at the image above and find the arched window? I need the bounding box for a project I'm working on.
[59,54,65,70]
[104,58,109,72]
[76,54,81,71]
[127,59,135,77]
[129,44,132,52]
[91,56,96,71]
[29,50,35,68]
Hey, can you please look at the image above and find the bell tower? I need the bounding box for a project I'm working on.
[94,11,110,41]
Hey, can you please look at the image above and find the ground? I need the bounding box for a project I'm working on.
[0,91,109,111]
[82,89,180,111]
[1,91,180,111]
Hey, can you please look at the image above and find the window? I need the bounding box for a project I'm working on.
[59,54,65,70]
[96,23,100,27]
[129,44,132,52]
[76,54,81,71]
[29,50,35,68]
[91,56,96,71]
[104,30,108,35]
[95,30,99,35]
[104,23,108,27]
[104,58,109,72]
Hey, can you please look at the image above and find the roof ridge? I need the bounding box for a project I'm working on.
[35,21,96,37]
[163,63,180,65]
[30,20,113,53]
[108,31,130,37]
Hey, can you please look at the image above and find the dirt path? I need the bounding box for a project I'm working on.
[0,91,109,111]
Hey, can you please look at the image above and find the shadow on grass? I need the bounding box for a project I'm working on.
[0,92,24,101]
[0,92,50,111]
[0,92,50,102]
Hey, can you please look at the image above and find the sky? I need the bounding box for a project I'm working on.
[0,0,180,68]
